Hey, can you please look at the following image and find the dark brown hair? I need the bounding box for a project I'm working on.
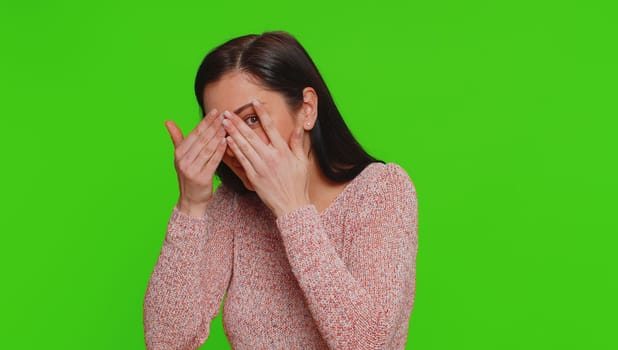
[194,31,381,193]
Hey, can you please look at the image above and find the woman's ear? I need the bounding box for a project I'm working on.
[300,87,318,131]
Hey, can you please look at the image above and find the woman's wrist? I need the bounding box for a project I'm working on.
[177,196,211,218]
[274,199,311,218]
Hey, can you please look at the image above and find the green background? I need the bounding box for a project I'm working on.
[1,0,616,348]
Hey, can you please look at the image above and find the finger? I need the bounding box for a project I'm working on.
[188,126,226,174]
[176,109,219,157]
[226,136,257,177]
[183,116,224,165]
[165,120,184,148]
[222,111,267,167]
[251,99,287,149]
[195,108,221,136]
[198,137,227,179]
[179,109,219,155]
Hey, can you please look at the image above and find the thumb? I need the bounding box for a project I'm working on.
[164,120,184,148]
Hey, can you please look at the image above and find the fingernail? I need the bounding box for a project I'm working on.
[251,99,260,106]
[223,111,232,118]
[222,118,230,127]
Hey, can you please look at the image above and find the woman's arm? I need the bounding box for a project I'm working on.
[276,164,418,349]
[144,187,236,350]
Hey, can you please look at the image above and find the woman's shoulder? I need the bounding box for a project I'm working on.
[350,162,417,227]
[345,162,417,212]
[355,162,416,194]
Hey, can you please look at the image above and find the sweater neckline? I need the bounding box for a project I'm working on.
[318,162,379,217]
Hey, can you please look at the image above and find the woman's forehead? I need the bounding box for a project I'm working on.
[203,74,284,114]
[204,73,253,103]
[233,102,254,114]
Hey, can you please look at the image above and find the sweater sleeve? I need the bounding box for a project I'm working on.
[276,163,418,349]
[144,186,236,350]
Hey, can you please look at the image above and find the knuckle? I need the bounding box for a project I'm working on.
[185,167,198,179]
[198,123,211,136]
[178,158,190,170]
[198,124,209,136]
[196,129,207,142]
[200,144,211,154]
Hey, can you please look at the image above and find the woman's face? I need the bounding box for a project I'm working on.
[203,71,301,191]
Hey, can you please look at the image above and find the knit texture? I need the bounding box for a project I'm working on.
[144,162,418,349]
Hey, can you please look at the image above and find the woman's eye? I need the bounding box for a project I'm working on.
[244,115,260,126]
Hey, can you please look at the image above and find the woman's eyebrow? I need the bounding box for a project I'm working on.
[234,102,253,114]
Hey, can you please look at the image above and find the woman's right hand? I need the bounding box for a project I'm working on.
[165,109,227,217]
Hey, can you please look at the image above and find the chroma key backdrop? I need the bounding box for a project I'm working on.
[1,0,616,349]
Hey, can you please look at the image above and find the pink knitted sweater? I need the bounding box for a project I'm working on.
[144,162,418,349]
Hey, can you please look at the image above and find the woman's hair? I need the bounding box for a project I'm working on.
[194,31,382,193]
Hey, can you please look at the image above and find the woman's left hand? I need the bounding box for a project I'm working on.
[222,100,310,218]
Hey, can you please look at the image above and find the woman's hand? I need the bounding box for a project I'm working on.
[222,100,310,218]
[165,109,227,217]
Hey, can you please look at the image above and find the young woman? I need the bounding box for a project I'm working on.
[144,31,418,350]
